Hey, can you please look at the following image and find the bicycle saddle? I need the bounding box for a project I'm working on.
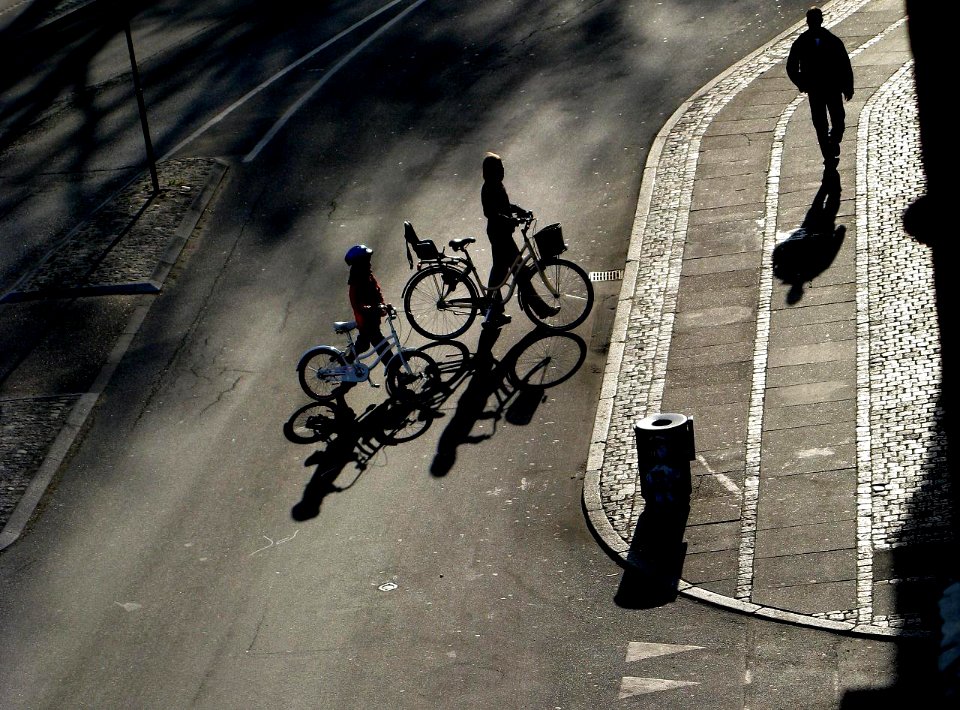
[449,237,476,251]
[333,320,357,334]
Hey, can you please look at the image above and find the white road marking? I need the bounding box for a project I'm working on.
[161,0,413,160]
[696,454,741,495]
[626,641,704,663]
[618,642,704,699]
[243,0,428,163]
[618,677,699,699]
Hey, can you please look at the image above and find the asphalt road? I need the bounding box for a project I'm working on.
[1,1,932,707]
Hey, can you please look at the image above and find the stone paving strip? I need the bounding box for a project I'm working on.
[1,158,224,302]
[0,157,226,546]
[585,0,952,636]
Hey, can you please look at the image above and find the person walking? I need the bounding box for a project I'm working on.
[787,7,854,166]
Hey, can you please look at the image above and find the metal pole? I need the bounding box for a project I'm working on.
[124,18,159,193]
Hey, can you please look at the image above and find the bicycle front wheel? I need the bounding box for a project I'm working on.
[520,258,594,331]
[297,346,350,401]
[385,349,440,403]
[404,266,479,340]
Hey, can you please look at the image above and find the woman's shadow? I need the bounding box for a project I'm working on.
[773,166,846,304]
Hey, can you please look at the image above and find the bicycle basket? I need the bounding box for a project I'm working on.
[534,223,566,258]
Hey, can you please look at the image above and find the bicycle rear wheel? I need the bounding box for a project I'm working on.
[297,346,350,401]
[520,258,594,331]
[403,265,479,340]
[385,349,440,403]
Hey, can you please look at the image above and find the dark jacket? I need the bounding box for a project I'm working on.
[787,27,853,96]
[481,181,522,242]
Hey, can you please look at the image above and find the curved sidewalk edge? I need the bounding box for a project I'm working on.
[0,159,228,551]
[582,0,935,640]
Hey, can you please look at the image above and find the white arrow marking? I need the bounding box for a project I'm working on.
[619,677,699,699]
[626,642,704,663]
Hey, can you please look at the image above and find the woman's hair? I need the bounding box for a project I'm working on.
[482,152,504,181]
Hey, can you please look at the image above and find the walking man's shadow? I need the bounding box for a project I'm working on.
[773,166,846,304]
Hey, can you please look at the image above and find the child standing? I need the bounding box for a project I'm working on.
[345,244,391,363]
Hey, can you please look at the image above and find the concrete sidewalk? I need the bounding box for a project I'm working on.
[584,0,954,638]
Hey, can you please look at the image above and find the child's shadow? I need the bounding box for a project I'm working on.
[773,166,846,304]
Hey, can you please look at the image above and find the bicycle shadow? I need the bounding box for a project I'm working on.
[283,397,436,521]
[426,328,588,477]
[282,328,588,514]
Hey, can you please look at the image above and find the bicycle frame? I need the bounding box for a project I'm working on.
[342,313,407,372]
[441,222,561,304]
[298,310,415,387]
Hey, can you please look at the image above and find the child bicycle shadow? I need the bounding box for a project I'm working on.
[772,165,846,304]
[283,396,436,521]
[283,328,589,513]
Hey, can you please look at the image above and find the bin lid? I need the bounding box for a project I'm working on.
[635,413,689,431]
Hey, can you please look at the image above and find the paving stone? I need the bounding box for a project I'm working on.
[762,442,857,478]
[771,300,855,326]
[689,494,742,526]
[764,379,855,407]
[757,469,857,529]
[755,548,857,588]
[765,360,856,388]
[682,252,762,276]
[671,321,756,350]
[763,400,855,431]
[684,521,741,555]
[768,339,855,368]
[681,548,738,585]
[753,580,857,614]
[755,519,857,558]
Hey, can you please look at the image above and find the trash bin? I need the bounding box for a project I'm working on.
[634,413,695,506]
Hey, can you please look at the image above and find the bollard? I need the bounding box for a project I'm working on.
[634,413,695,506]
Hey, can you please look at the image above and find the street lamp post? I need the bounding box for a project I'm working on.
[122,16,159,193]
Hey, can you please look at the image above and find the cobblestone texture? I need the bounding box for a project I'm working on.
[10,158,217,296]
[0,395,79,528]
[597,0,872,541]
[591,0,954,635]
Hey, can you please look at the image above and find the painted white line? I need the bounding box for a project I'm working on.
[696,454,741,495]
[626,642,703,663]
[161,0,413,161]
[618,677,699,699]
[243,0,428,163]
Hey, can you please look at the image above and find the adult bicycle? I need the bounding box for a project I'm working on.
[296,304,438,402]
[400,214,594,340]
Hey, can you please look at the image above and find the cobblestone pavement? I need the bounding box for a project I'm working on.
[584,0,953,637]
[0,157,225,546]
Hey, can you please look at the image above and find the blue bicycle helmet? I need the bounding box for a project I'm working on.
[344,244,373,265]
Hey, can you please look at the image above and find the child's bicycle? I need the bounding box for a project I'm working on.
[400,213,594,340]
[296,305,439,402]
